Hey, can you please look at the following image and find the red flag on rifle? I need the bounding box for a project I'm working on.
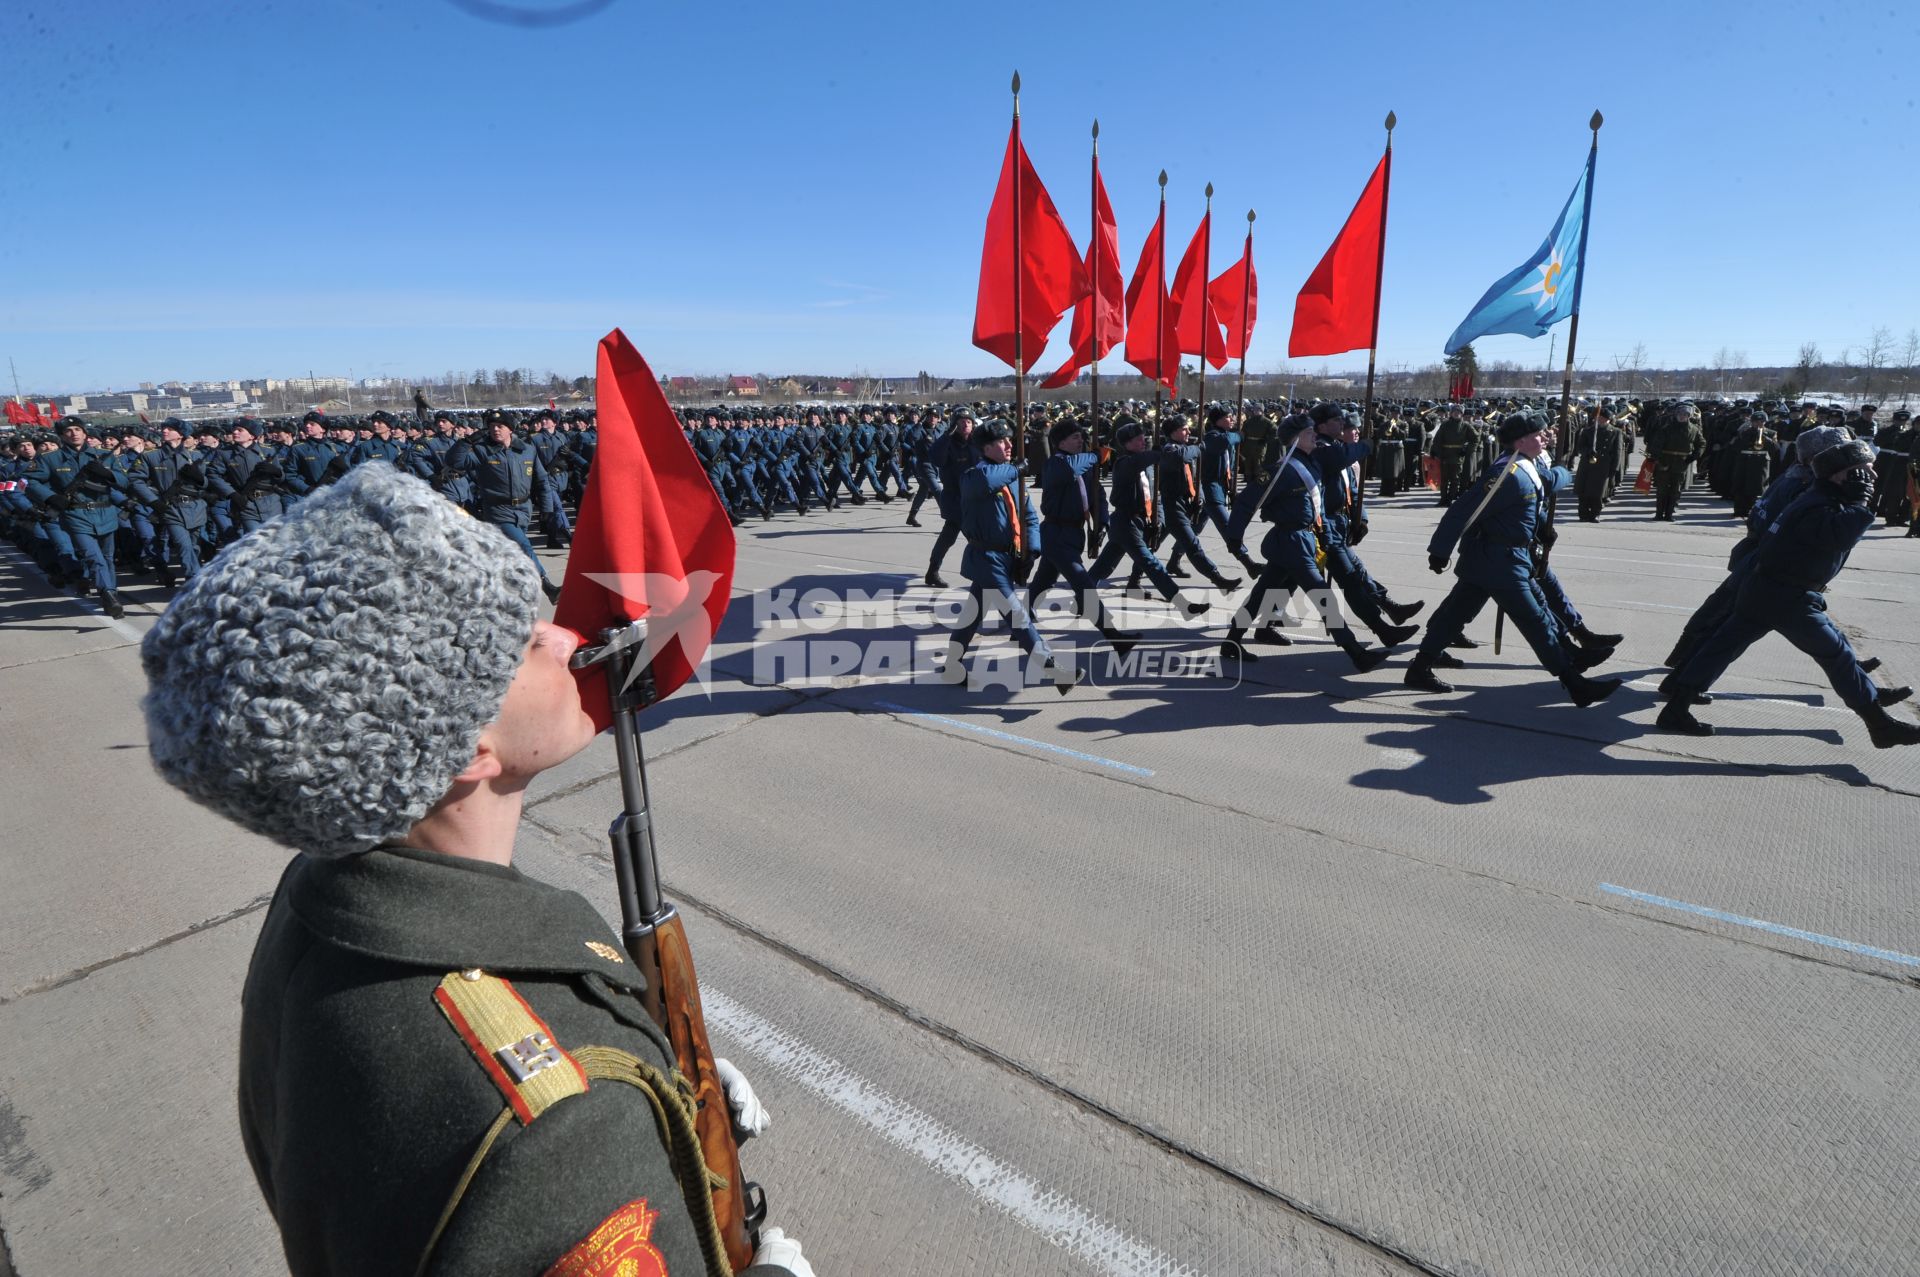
[1041,159,1124,389]
[1170,213,1228,370]
[972,119,1089,369]
[1123,205,1180,392]
[554,329,736,730]
[1208,233,1258,361]
[1288,154,1390,358]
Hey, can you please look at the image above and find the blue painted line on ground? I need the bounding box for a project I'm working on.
[873,700,1155,777]
[1600,883,1920,969]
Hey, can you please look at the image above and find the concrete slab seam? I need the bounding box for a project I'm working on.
[872,701,1154,776]
[0,893,272,1007]
[1600,883,1920,971]
[703,986,1201,1277]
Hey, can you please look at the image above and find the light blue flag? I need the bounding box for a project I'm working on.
[1443,148,1596,354]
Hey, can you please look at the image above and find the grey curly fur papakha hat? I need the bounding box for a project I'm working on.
[141,463,540,858]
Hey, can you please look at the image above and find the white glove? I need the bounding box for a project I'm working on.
[752,1226,816,1277]
[713,1057,769,1139]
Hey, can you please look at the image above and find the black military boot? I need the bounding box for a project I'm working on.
[1403,654,1454,693]
[541,579,562,604]
[905,514,920,527]
[1449,634,1480,650]
[1656,700,1713,736]
[1860,702,1920,748]
[1178,593,1213,621]
[1382,597,1426,624]
[1377,622,1419,647]
[1208,572,1243,591]
[1100,626,1141,658]
[1572,624,1623,649]
[156,560,176,589]
[99,590,126,620]
[1045,655,1082,696]
[1234,550,1263,577]
[1656,674,1713,705]
[1860,656,1882,674]
[1220,636,1257,663]
[1561,671,1624,707]
[1335,628,1388,673]
[1167,562,1191,579]
[1428,649,1465,669]
[1565,642,1610,673]
[924,568,948,589]
[1250,625,1293,646]
[1877,685,1913,707]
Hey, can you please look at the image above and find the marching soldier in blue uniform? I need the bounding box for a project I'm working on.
[25,419,130,617]
[939,419,1077,693]
[285,411,344,497]
[1089,420,1211,619]
[923,408,975,588]
[446,409,564,603]
[133,418,213,586]
[1198,407,1261,578]
[207,418,289,538]
[824,407,864,506]
[526,409,576,546]
[1309,404,1423,646]
[905,408,942,527]
[1403,414,1622,706]
[1157,414,1243,592]
[876,406,911,499]
[1219,414,1388,672]
[1025,418,1137,653]
[1660,438,1920,746]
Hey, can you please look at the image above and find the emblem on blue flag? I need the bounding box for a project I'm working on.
[1444,148,1596,354]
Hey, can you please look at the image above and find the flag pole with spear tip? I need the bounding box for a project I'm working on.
[1355,110,1393,522]
[1154,169,1168,428]
[1235,208,1254,439]
[1089,118,1102,431]
[1195,182,1213,432]
[1010,71,1029,528]
[1557,110,1602,459]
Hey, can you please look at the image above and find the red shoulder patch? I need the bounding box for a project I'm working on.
[542,1198,668,1277]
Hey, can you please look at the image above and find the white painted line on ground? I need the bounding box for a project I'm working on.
[704,988,1198,1277]
[1628,680,1850,714]
[1600,884,1920,969]
[1608,600,1693,611]
[812,562,881,573]
[874,699,1155,777]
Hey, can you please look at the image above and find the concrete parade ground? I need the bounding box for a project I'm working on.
[1,477,1915,1277]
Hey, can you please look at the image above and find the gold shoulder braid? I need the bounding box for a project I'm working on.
[413,970,734,1277]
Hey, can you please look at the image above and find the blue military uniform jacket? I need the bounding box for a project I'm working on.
[26,443,127,537]
[958,460,1040,582]
[208,443,288,524]
[1429,454,1572,588]
[1752,482,1873,592]
[134,443,211,529]
[1037,451,1107,560]
[450,439,550,527]
[1200,430,1241,500]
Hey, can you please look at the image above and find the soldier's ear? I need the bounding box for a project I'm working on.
[451,734,505,785]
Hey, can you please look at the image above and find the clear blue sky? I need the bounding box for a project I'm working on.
[5,0,1916,393]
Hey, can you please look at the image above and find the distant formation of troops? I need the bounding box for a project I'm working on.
[4,389,1914,746]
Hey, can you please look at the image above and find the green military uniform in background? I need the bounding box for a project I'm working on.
[1645,405,1705,520]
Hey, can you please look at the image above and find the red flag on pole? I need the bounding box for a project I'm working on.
[1208,233,1258,361]
[1040,158,1124,389]
[972,120,1089,369]
[1170,213,1228,369]
[1123,205,1179,392]
[554,329,736,730]
[1288,154,1389,358]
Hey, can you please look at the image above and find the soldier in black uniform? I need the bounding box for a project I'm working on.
[139,463,814,1277]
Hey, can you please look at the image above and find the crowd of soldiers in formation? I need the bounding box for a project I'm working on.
[4,391,1915,746]
[0,405,595,616]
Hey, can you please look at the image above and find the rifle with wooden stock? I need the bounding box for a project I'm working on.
[570,618,764,1272]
